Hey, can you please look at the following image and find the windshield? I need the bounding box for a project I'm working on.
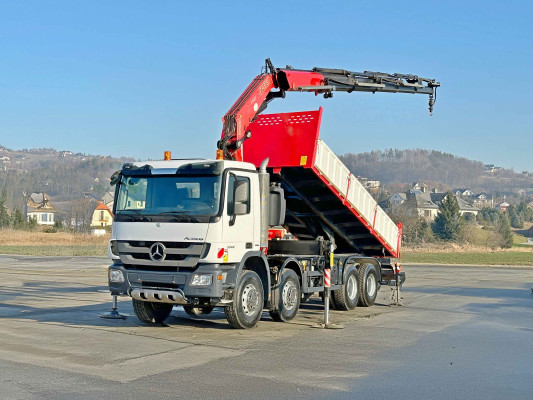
[115,174,222,223]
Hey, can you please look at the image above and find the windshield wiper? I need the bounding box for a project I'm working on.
[119,209,152,222]
[157,211,200,223]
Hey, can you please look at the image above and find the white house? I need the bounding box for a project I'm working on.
[25,193,57,225]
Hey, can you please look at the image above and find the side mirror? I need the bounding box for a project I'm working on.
[233,180,249,216]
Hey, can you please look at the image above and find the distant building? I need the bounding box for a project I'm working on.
[453,188,474,197]
[383,191,480,220]
[484,164,502,173]
[473,193,492,208]
[90,202,113,228]
[25,192,57,225]
[499,202,510,212]
[0,156,9,171]
[412,182,428,192]
[101,190,115,208]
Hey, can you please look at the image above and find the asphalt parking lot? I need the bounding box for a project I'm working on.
[0,255,532,399]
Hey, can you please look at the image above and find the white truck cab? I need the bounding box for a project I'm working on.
[108,159,273,328]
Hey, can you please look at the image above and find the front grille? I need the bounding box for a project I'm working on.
[124,264,178,272]
[127,241,191,249]
[117,240,205,269]
[129,253,188,261]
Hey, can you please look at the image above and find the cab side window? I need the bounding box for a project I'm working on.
[227,175,250,215]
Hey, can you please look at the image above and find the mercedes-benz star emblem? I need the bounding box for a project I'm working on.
[149,242,166,262]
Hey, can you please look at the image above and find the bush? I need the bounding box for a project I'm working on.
[27,217,38,230]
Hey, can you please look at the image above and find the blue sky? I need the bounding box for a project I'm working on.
[1,1,532,171]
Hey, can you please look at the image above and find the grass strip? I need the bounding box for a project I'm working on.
[0,245,107,257]
[401,251,533,266]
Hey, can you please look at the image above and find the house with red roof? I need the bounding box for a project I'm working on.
[90,202,113,227]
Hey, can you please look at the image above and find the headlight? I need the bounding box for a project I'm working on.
[190,274,212,286]
[109,269,124,283]
[109,240,119,257]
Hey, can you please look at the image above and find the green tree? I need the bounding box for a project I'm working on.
[506,205,524,228]
[478,207,500,226]
[497,213,513,248]
[11,208,26,230]
[0,191,10,228]
[432,192,465,241]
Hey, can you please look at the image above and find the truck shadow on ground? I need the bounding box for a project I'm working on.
[0,284,394,331]
[0,282,322,330]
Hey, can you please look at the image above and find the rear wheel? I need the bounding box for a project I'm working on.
[225,270,264,329]
[183,305,214,317]
[333,266,359,310]
[270,269,301,322]
[132,299,173,324]
[358,264,379,307]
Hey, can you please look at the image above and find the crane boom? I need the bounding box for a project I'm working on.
[218,58,440,161]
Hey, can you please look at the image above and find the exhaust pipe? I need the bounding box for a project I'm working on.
[258,158,270,249]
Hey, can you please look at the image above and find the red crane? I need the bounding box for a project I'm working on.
[218,58,439,161]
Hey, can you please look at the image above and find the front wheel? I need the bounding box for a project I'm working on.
[269,269,301,322]
[132,299,173,324]
[224,270,264,329]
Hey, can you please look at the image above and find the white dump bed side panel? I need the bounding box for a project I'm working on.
[314,139,399,255]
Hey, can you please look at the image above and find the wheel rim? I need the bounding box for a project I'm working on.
[241,283,259,316]
[366,274,377,297]
[282,280,298,311]
[346,274,357,300]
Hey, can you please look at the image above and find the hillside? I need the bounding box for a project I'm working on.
[0,145,133,211]
[339,149,533,194]
[2,145,532,213]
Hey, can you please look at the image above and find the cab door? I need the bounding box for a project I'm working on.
[222,172,255,262]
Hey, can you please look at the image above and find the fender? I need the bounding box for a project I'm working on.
[278,257,303,280]
[235,251,271,301]
[341,256,382,284]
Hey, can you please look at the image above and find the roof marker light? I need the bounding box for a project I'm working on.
[164,151,171,160]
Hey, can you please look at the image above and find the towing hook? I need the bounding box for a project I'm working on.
[428,93,434,116]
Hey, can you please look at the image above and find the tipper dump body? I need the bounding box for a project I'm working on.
[242,108,401,258]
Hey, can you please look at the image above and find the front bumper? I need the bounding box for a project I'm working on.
[108,262,238,304]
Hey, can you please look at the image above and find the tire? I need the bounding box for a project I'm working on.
[132,299,173,324]
[269,269,301,322]
[183,305,214,317]
[224,270,264,329]
[358,263,379,307]
[333,266,359,310]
